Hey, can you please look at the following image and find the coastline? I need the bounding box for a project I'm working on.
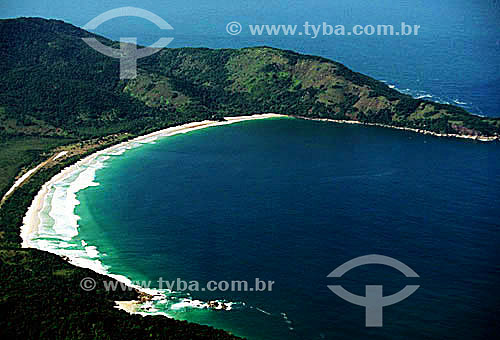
[7,111,498,338]
[13,112,497,316]
[18,111,497,260]
[295,116,500,142]
[21,113,286,248]
[18,113,287,316]
[0,151,68,207]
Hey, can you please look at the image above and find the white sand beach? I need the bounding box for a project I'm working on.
[20,113,287,249]
[299,117,499,142]
[14,113,287,316]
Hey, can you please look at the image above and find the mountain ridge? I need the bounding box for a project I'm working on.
[1,17,499,142]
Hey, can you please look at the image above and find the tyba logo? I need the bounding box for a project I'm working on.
[82,7,173,79]
[327,254,419,327]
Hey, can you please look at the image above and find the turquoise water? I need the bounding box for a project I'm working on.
[65,118,500,339]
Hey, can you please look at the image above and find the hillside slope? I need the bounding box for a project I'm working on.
[1,17,499,143]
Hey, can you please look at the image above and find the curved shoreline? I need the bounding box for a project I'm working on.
[16,112,498,265]
[16,112,498,266]
[21,114,287,248]
[7,112,497,337]
[18,113,287,317]
[296,116,500,142]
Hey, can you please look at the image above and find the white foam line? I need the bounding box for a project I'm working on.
[19,114,287,316]
[255,307,271,316]
[22,114,287,246]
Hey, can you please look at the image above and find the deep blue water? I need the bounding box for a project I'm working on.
[74,118,500,339]
[2,0,500,116]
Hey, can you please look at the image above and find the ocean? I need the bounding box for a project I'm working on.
[27,118,500,339]
[6,0,500,338]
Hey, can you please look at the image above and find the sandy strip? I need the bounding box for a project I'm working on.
[1,151,71,207]
[18,113,286,317]
[53,151,68,160]
[115,301,140,314]
[18,112,495,246]
[2,163,46,203]
[20,113,286,248]
[298,116,499,142]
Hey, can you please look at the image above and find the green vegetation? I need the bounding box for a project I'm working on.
[0,248,240,339]
[1,17,498,146]
[0,136,74,197]
[0,145,241,339]
[0,17,499,339]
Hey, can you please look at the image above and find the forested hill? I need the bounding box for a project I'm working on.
[1,17,499,142]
